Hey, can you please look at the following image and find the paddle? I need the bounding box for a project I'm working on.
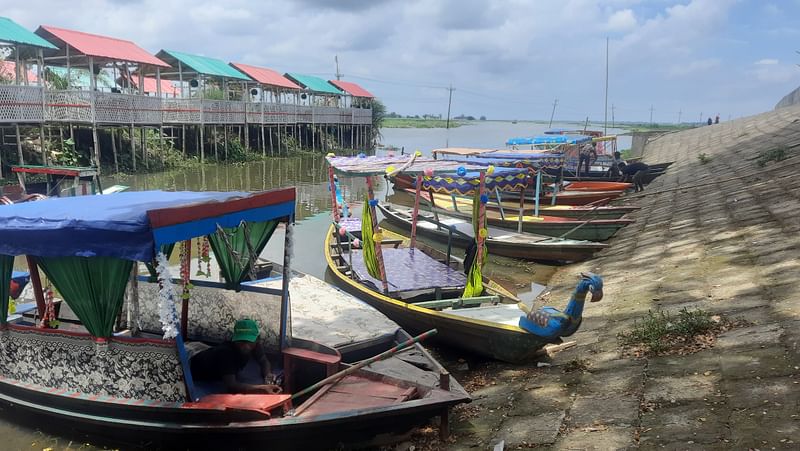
[556,198,612,240]
[290,329,438,401]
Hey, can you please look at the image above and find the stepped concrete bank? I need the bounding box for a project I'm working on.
[432,105,800,450]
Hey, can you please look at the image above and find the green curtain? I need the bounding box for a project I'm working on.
[360,199,381,279]
[0,255,13,324]
[463,190,487,298]
[208,221,278,290]
[145,243,176,281]
[37,256,134,337]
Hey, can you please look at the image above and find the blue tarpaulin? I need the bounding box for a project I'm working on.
[0,191,294,261]
[506,135,593,146]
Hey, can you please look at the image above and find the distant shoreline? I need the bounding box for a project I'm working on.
[382,118,466,128]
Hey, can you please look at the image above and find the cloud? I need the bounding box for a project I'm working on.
[667,58,721,77]
[754,58,779,65]
[606,9,637,31]
[751,63,798,84]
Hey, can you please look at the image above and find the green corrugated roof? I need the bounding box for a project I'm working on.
[0,17,57,49]
[285,72,342,95]
[161,50,249,80]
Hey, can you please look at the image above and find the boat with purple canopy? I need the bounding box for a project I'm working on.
[0,188,468,449]
[324,154,604,362]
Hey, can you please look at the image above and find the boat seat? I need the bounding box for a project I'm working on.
[283,347,341,393]
[6,301,39,323]
[413,295,500,310]
[188,393,292,417]
[350,247,467,293]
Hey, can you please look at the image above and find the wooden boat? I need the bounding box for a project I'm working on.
[397,189,639,219]
[492,188,624,206]
[387,197,632,241]
[377,204,608,260]
[325,154,604,363]
[326,223,571,362]
[0,189,468,450]
[560,181,632,191]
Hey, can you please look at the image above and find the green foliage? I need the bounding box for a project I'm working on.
[49,137,82,166]
[382,118,464,128]
[619,308,714,354]
[755,145,789,167]
[697,153,712,164]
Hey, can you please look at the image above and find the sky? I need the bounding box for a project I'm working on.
[3,0,800,122]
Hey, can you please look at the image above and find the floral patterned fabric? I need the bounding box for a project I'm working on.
[137,282,283,353]
[0,328,186,402]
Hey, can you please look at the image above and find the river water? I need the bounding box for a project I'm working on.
[6,120,626,449]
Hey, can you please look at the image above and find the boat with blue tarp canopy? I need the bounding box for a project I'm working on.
[506,134,593,146]
[0,187,469,449]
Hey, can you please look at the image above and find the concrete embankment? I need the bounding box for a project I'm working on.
[425,105,800,450]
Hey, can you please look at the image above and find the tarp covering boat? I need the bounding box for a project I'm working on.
[422,167,531,195]
[506,134,593,146]
[327,155,485,176]
[0,190,295,261]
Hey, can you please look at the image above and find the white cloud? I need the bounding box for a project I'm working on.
[606,9,637,31]
[752,63,798,84]
[668,58,721,77]
[755,58,779,65]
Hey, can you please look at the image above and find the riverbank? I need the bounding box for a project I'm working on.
[406,105,800,450]
[383,118,465,128]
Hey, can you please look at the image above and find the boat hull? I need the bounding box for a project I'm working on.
[325,226,552,362]
[378,204,607,262]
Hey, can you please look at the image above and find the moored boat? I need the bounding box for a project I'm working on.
[0,189,468,449]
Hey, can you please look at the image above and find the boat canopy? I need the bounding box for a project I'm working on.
[327,155,485,176]
[506,135,593,146]
[0,189,295,261]
[422,167,530,195]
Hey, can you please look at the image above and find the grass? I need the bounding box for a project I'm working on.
[618,308,715,355]
[382,118,464,129]
[698,153,712,164]
[755,145,791,167]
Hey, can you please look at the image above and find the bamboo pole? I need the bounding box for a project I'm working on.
[141,127,148,170]
[130,125,137,171]
[366,175,389,293]
[290,329,437,401]
[410,174,423,248]
[476,172,487,268]
[111,128,119,173]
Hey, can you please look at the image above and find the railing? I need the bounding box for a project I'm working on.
[0,85,371,126]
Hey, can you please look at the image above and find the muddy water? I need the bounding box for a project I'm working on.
[4,121,594,449]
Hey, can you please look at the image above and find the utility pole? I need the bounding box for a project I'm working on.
[334,55,342,80]
[699,112,703,124]
[677,109,682,124]
[548,98,558,128]
[649,105,654,125]
[445,84,455,130]
[604,37,609,135]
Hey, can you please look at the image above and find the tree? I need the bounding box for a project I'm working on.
[368,98,386,147]
[480,115,487,121]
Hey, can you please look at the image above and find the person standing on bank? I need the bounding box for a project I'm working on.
[707,117,713,126]
[578,142,597,178]
[715,114,720,124]
[617,161,650,193]
[189,319,282,394]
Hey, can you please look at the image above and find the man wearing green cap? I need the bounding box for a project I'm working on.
[189,319,282,394]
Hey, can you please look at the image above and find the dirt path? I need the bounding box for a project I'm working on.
[405,106,800,450]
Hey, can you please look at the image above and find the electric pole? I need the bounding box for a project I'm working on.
[548,98,558,128]
[649,105,654,125]
[699,112,703,124]
[604,37,609,135]
[445,84,455,130]
[677,109,682,124]
[335,55,342,80]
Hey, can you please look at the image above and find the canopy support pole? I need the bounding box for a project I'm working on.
[25,257,47,326]
[450,194,458,212]
[279,219,293,350]
[410,174,422,248]
[534,169,542,217]
[476,172,487,268]
[518,183,525,233]
[428,187,441,230]
[494,187,506,220]
[180,240,191,338]
[366,176,389,294]
[328,166,339,223]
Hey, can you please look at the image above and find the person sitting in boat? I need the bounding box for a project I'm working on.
[617,161,650,193]
[578,143,597,177]
[189,319,282,394]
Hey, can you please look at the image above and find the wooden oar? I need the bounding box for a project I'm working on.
[290,329,438,401]
[556,198,612,240]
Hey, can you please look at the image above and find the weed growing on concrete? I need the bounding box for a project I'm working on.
[618,308,715,355]
[697,153,712,164]
[755,145,789,167]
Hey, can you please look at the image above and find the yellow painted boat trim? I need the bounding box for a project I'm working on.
[324,225,528,334]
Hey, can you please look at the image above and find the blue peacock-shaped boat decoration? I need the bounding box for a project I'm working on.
[519,272,603,341]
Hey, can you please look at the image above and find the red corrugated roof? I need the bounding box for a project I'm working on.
[329,80,374,98]
[230,63,300,89]
[134,77,179,96]
[36,25,168,67]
